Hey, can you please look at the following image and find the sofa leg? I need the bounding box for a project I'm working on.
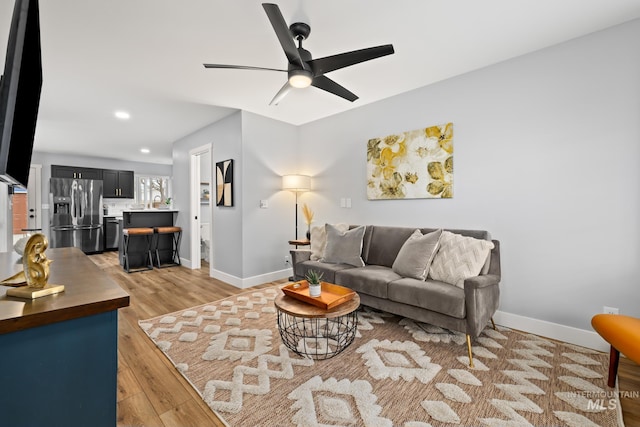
[466,335,474,368]
[491,317,496,330]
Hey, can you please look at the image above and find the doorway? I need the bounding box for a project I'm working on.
[12,164,42,245]
[189,144,213,274]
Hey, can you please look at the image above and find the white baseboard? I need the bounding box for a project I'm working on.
[494,310,609,352]
[181,259,290,288]
[211,268,292,289]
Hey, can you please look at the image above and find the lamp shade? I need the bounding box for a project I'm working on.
[282,174,311,192]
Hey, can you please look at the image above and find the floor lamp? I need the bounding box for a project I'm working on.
[282,174,311,240]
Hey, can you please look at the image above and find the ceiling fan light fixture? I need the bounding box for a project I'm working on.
[288,69,313,88]
[204,4,394,104]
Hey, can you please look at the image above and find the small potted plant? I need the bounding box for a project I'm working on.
[305,270,323,297]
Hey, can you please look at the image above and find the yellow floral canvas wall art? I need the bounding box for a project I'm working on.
[366,123,453,200]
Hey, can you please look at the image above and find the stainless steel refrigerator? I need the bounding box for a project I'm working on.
[50,177,104,253]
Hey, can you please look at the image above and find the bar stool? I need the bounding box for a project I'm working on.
[153,226,182,268]
[122,227,154,273]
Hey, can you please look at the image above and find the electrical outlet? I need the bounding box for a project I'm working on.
[603,306,619,315]
[284,255,291,265]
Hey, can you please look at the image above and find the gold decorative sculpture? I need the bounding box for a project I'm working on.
[6,233,64,299]
[22,233,52,288]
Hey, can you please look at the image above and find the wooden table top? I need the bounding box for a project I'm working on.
[0,247,130,334]
[274,291,360,319]
[288,239,310,246]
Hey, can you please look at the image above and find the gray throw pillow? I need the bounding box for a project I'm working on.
[322,224,366,267]
[309,223,349,261]
[392,229,442,280]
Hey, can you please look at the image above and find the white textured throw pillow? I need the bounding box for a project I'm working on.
[392,229,442,280]
[322,224,366,267]
[309,223,349,261]
[428,231,494,287]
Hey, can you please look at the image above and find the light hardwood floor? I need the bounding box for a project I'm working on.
[88,251,640,427]
[90,251,282,426]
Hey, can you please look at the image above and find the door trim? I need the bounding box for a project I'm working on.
[27,164,43,230]
[189,144,213,272]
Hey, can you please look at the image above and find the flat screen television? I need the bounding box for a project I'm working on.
[0,0,42,188]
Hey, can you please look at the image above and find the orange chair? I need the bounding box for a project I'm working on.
[591,314,640,387]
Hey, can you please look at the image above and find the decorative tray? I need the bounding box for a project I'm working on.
[281,281,357,310]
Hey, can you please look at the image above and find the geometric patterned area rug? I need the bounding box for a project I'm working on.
[139,286,624,427]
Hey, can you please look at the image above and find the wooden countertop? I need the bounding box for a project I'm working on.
[0,247,130,334]
[274,292,360,319]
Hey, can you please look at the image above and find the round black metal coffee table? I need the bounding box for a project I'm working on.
[274,292,360,360]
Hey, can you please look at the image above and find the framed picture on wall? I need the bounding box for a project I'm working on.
[216,159,233,207]
[366,123,453,200]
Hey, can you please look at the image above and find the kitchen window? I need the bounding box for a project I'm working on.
[137,176,172,209]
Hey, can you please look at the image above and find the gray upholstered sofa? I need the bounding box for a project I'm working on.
[290,225,501,367]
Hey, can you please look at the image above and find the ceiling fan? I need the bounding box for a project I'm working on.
[203,3,395,105]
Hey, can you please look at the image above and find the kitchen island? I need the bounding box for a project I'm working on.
[119,209,179,268]
[0,247,130,427]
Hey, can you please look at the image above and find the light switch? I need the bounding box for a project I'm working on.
[346,198,352,208]
[260,200,268,208]
[340,198,346,208]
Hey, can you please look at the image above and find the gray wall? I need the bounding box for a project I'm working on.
[296,19,640,331]
[240,111,299,278]
[171,111,299,280]
[172,112,244,277]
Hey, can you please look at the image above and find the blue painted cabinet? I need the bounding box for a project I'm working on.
[0,247,129,427]
[0,311,118,427]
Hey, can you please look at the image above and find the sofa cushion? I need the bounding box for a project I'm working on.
[363,226,417,267]
[309,223,349,261]
[428,231,495,287]
[294,260,355,284]
[322,224,366,267]
[388,277,466,319]
[392,229,442,280]
[334,265,401,299]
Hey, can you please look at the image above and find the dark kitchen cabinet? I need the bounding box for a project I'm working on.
[51,165,103,180]
[103,217,120,251]
[103,169,134,198]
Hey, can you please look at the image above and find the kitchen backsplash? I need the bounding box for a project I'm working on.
[103,198,135,217]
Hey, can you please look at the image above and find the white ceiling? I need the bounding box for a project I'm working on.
[1,0,639,165]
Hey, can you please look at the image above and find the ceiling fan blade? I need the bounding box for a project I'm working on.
[269,81,292,106]
[309,44,394,76]
[262,3,305,69]
[311,75,358,102]
[203,64,287,72]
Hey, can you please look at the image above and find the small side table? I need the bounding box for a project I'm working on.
[274,292,360,360]
[288,239,310,248]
